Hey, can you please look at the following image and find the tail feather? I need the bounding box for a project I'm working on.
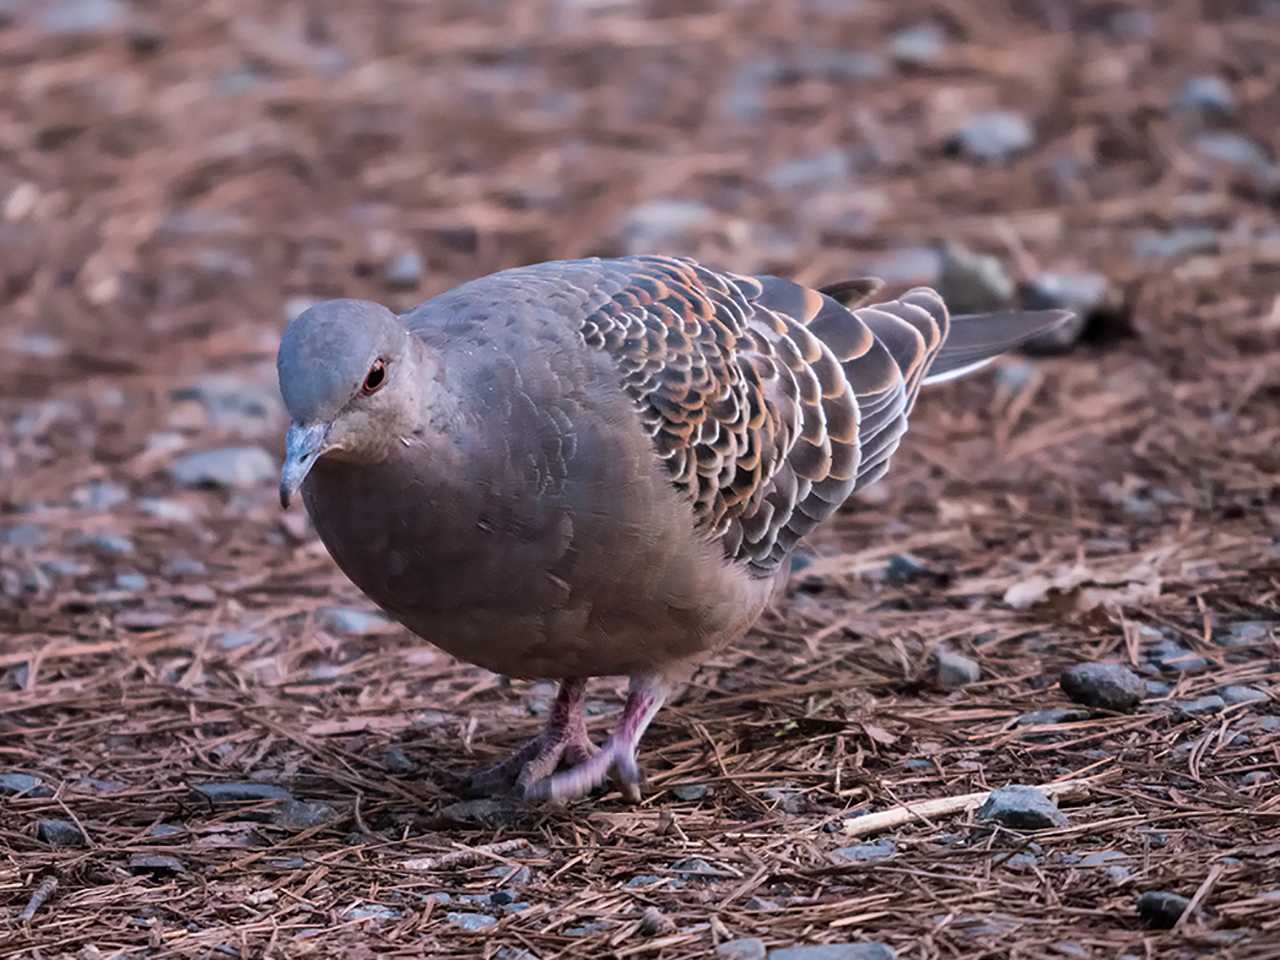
[923,309,1073,385]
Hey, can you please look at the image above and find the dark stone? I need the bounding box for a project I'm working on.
[1001,852,1039,872]
[1059,662,1143,711]
[1,523,46,548]
[1145,641,1209,674]
[192,781,293,804]
[274,799,336,830]
[670,856,730,881]
[382,745,416,774]
[937,243,1014,314]
[638,906,674,936]
[129,853,185,874]
[1019,272,1111,352]
[946,110,1034,163]
[933,649,981,690]
[768,944,896,960]
[832,839,896,863]
[975,785,1067,830]
[168,446,276,489]
[1216,621,1276,647]
[38,818,85,847]
[1137,890,1190,928]
[884,553,926,584]
[440,797,522,826]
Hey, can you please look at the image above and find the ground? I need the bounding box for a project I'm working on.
[2,1,1279,958]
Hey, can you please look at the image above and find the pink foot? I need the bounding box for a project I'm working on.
[523,674,668,804]
[465,678,597,797]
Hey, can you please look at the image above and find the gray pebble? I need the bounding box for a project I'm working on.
[146,823,185,838]
[192,781,293,804]
[1220,685,1269,706]
[129,853,185,874]
[766,149,851,193]
[937,243,1014,314]
[214,629,261,651]
[1137,890,1189,928]
[889,22,947,66]
[1216,621,1276,647]
[440,797,522,826]
[115,571,148,591]
[976,785,1066,830]
[318,606,393,635]
[0,772,51,797]
[274,799,336,830]
[168,446,276,490]
[1175,694,1225,717]
[672,782,709,801]
[1144,680,1173,697]
[71,776,126,794]
[1132,227,1219,262]
[343,903,402,922]
[163,555,207,578]
[947,110,1034,163]
[1145,640,1209,674]
[670,856,729,881]
[74,531,136,557]
[1192,131,1277,183]
[385,249,425,288]
[768,944,896,960]
[1019,272,1110,352]
[933,648,981,689]
[1052,941,1089,959]
[139,498,198,524]
[72,480,129,511]
[447,911,497,932]
[495,948,538,960]
[172,374,281,432]
[615,199,716,255]
[1175,75,1236,117]
[718,939,767,960]
[1,523,46,549]
[1060,662,1143,712]
[1013,707,1088,727]
[1001,851,1039,872]
[832,839,896,863]
[382,745,417,774]
[638,906,674,936]
[884,552,926,584]
[38,818,85,847]
[38,0,129,35]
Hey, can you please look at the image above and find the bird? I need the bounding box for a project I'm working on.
[276,254,1069,804]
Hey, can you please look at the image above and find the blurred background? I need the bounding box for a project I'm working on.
[2,1,1279,957]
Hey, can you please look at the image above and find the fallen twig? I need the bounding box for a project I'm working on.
[402,837,530,871]
[842,778,1094,838]
[19,876,57,923]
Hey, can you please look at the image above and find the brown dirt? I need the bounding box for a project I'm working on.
[2,1,1279,958]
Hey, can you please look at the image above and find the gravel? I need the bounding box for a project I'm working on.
[768,944,896,960]
[192,781,293,803]
[1175,694,1225,717]
[832,839,896,863]
[168,446,277,490]
[975,785,1067,830]
[1059,662,1144,712]
[37,818,86,847]
[718,939,767,960]
[1220,685,1269,706]
[946,110,1035,163]
[933,649,981,690]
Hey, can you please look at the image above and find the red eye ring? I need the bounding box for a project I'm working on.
[362,358,387,395]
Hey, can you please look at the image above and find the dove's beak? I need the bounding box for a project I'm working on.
[280,421,330,508]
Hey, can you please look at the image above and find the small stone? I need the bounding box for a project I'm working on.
[1221,685,1269,706]
[1,523,46,548]
[114,572,148,591]
[1241,771,1272,787]
[1132,228,1219,262]
[146,823,185,838]
[1018,272,1111,352]
[1013,707,1088,727]
[318,606,395,636]
[440,797,521,826]
[168,446,276,490]
[768,944,895,960]
[1192,132,1277,183]
[74,531,135,557]
[1216,621,1276,647]
[976,785,1067,830]
[171,375,281,432]
[0,773,51,797]
[163,555,207,578]
[1059,662,1143,712]
[1175,695,1225,717]
[274,799,336,830]
[933,649,981,690]
[71,777,125,794]
[192,782,293,804]
[1052,941,1088,959]
[937,243,1014,314]
[385,249,425,288]
[638,906,674,936]
[447,911,498,932]
[889,22,947,66]
[615,199,716,255]
[71,480,129,511]
[1144,680,1173,697]
[884,553,926,584]
[766,149,851,193]
[1137,890,1190,929]
[129,853,185,874]
[343,903,402,922]
[718,938,767,960]
[38,0,129,35]
[946,110,1034,163]
[832,839,896,863]
[1002,852,1039,872]
[670,856,729,881]
[38,818,85,847]
[1175,75,1236,117]
[214,629,261,651]
[672,783,709,801]
[382,745,416,774]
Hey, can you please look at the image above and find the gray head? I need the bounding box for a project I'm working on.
[276,298,418,507]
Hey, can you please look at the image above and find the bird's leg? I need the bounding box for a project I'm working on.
[524,673,669,804]
[464,678,597,796]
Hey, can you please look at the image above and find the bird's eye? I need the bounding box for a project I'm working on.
[362,359,387,395]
